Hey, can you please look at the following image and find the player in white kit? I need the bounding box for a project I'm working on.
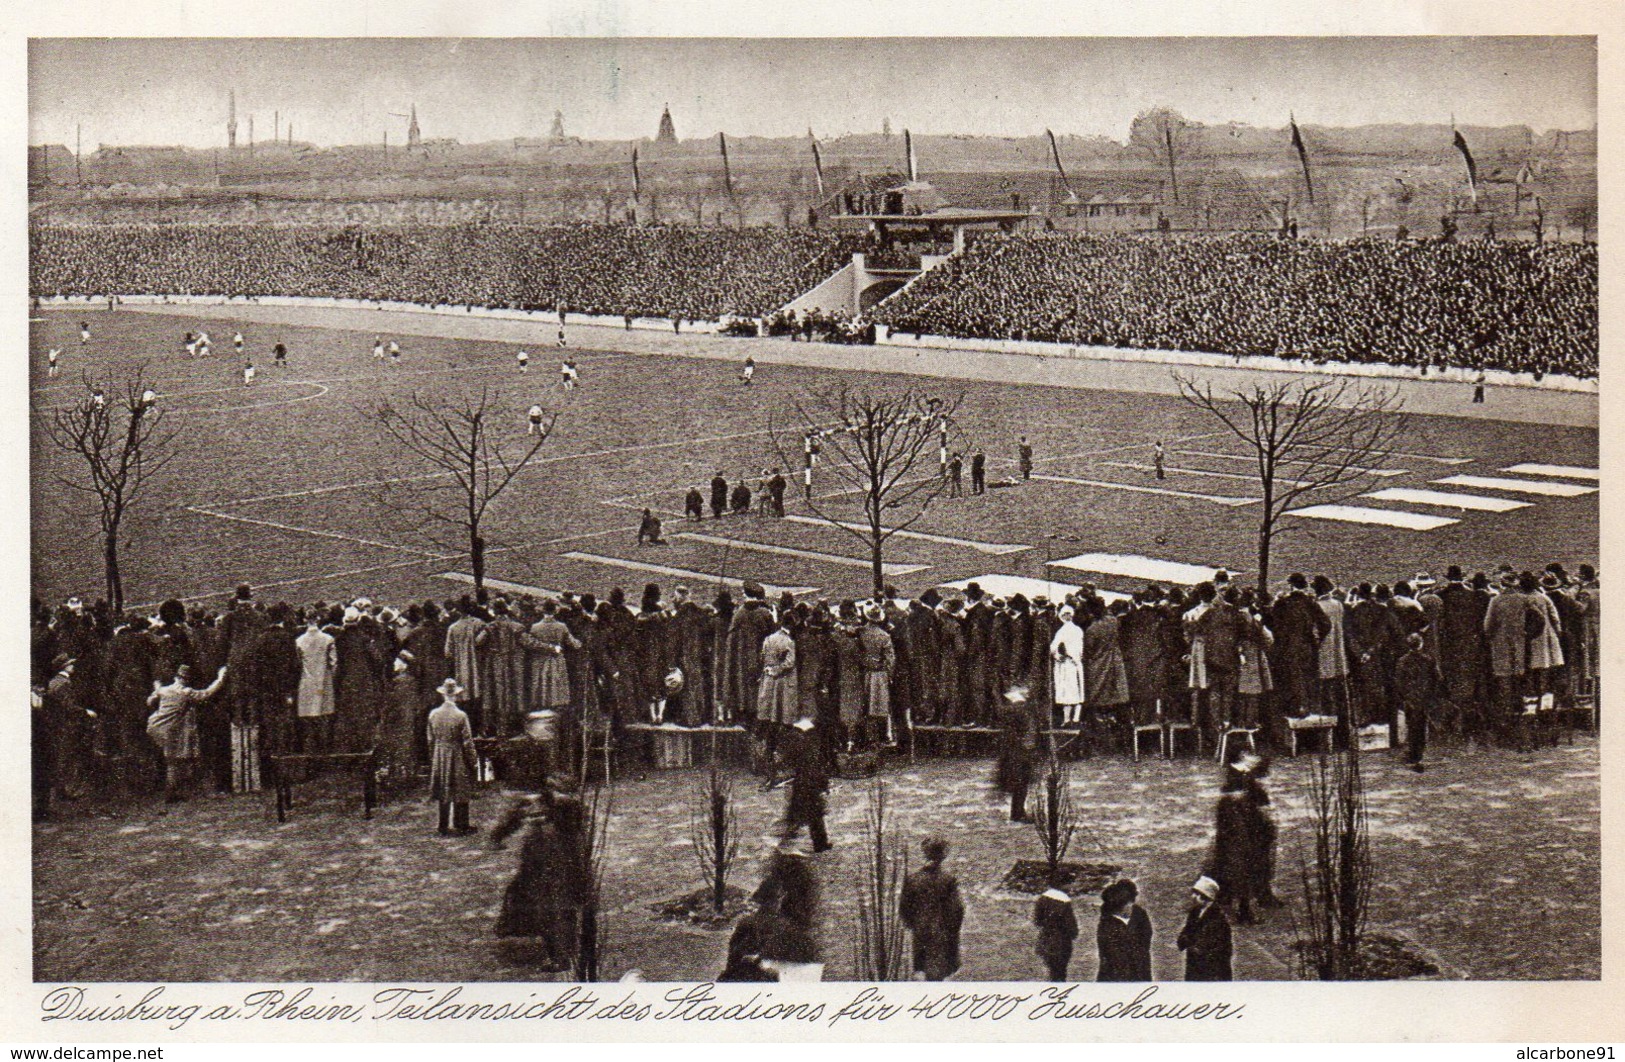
[373,337,386,362]
[517,350,530,373]
[527,404,546,436]
[47,349,60,378]
[79,322,90,347]
[141,388,157,410]
[561,359,578,391]
[388,340,401,364]
[233,332,245,354]
[243,361,256,386]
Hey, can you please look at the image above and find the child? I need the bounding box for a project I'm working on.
[1033,883,1079,982]
[427,678,478,836]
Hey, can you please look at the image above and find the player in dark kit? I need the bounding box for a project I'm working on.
[710,473,729,519]
[273,342,288,367]
[1018,436,1034,480]
[971,450,986,494]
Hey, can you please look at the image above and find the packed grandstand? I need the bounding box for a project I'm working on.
[30,223,1599,378]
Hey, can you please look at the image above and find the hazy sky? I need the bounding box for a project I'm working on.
[29,37,1596,149]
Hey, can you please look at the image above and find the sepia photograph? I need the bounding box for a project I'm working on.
[18,27,1606,1028]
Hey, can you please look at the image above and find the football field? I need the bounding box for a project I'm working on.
[30,306,1600,610]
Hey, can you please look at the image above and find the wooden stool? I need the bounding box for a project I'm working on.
[1287,714,1338,757]
[1164,721,1201,759]
[1564,692,1598,740]
[1131,723,1164,760]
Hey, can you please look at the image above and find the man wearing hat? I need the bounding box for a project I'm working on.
[427,677,478,836]
[1209,752,1267,924]
[858,604,897,745]
[1177,875,1233,981]
[1483,571,1531,744]
[723,581,776,729]
[779,714,831,852]
[900,837,964,980]
[146,662,229,804]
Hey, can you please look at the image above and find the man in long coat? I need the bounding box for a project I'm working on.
[1346,584,1402,730]
[757,620,800,727]
[1313,576,1350,720]
[961,586,995,727]
[295,615,337,754]
[723,583,776,724]
[858,606,897,745]
[103,616,156,789]
[1120,591,1168,730]
[1269,574,1328,721]
[246,604,303,757]
[779,716,830,851]
[1085,601,1130,747]
[671,587,715,726]
[1432,566,1486,736]
[334,609,389,753]
[1483,573,1530,737]
[478,600,529,736]
[899,837,964,980]
[444,601,487,729]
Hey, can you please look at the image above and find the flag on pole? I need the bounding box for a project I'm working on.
[630,145,641,199]
[1453,128,1478,202]
[1045,128,1074,199]
[905,128,918,182]
[1289,115,1315,204]
[719,132,733,194]
[811,138,825,197]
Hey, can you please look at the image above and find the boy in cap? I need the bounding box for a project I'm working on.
[1177,875,1233,981]
[1096,878,1154,982]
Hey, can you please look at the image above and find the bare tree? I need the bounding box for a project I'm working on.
[854,780,909,981]
[773,386,964,596]
[1129,107,1196,205]
[575,781,613,982]
[1030,754,1078,886]
[44,369,180,613]
[1295,750,1372,979]
[369,385,557,596]
[689,763,740,914]
[1174,375,1406,591]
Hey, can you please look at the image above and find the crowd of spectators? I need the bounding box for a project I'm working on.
[30,223,862,321]
[32,558,1598,818]
[874,232,1599,379]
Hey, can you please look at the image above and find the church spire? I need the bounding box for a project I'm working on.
[408,104,421,148]
[657,103,677,143]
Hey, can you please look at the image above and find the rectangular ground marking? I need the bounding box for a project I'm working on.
[940,574,1130,605]
[1030,473,1258,507]
[438,573,565,598]
[1100,461,1316,489]
[781,514,1029,555]
[1501,464,1600,481]
[1048,553,1237,586]
[1175,450,1408,478]
[1284,505,1458,531]
[673,532,930,576]
[1362,488,1530,513]
[559,552,817,597]
[1435,475,1597,498]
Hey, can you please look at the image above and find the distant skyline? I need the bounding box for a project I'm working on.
[29,37,1596,150]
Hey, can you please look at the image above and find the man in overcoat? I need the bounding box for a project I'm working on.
[899,837,964,980]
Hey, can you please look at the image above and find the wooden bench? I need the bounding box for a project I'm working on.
[623,724,751,769]
[267,750,379,823]
[911,724,1001,758]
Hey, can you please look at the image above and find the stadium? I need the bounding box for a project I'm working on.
[28,37,1600,992]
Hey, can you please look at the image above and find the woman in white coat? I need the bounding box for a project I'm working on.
[1051,606,1086,727]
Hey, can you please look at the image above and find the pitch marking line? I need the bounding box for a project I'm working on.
[1047,553,1237,585]
[558,552,817,596]
[1362,487,1531,513]
[438,573,565,599]
[1174,450,1408,478]
[1284,504,1458,531]
[780,514,1029,555]
[1030,473,1258,507]
[1501,463,1599,481]
[215,424,798,507]
[1099,461,1315,488]
[182,505,443,557]
[940,573,1131,604]
[672,531,929,576]
[1434,475,1597,498]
